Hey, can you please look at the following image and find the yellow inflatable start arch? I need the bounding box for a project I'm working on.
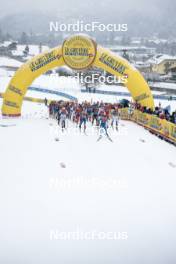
[2,35,154,116]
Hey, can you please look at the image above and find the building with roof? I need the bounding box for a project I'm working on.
[148,54,176,74]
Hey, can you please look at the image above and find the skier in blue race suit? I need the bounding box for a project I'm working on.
[97,114,113,142]
[79,110,87,132]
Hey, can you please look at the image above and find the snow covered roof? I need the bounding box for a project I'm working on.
[148,54,176,65]
[11,44,49,57]
[147,39,168,45]
[0,41,15,48]
[0,56,22,68]
[133,61,150,68]
[131,40,141,45]
[148,81,176,91]
[105,45,153,51]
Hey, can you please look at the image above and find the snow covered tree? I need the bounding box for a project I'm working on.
[23,45,29,56]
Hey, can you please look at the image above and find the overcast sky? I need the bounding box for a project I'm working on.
[0,0,171,17]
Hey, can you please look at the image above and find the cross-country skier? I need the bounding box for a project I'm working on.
[92,105,99,126]
[79,110,87,133]
[60,107,67,131]
[97,113,113,142]
[111,107,119,131]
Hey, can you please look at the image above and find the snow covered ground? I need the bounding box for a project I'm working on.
[0,58,176,262]
[11,44,49,58]
[149,81,176,91]
[0,56,22,68]
[0,98,176,263]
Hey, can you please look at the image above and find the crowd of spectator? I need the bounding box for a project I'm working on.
[132,102,176,124]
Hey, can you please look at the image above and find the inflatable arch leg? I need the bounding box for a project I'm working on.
[94,46,154,109]
[2,47,64,116]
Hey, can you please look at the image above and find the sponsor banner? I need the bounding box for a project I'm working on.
[8,85,23,96]
[24,96,44,103]
[99,52,127,75]
[62,35,97,70]
[170,124,176,141]
[119,108,130,120]
[4,100,20,109]
[134,93,150,102]
[136,111,150,125]
[29,51,61,72]
[120,108,176,143]
[149,115,163,131]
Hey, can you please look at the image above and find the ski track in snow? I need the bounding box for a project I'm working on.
[0,100,176,263]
